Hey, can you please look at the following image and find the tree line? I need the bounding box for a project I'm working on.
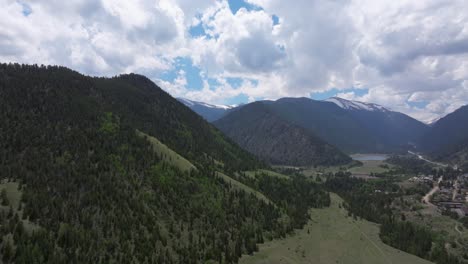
[326,172,462,264]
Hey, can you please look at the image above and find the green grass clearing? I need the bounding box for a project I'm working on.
[347,160,392,174]
[0,181,41,234]
[299,161,364,178]
[0,181,22,210]
[244,169,289,179]
[215,172,272,205]
[136,130,196,172]
[240,193,432,264]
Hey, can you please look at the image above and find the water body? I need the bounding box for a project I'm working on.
[351,154,389,161]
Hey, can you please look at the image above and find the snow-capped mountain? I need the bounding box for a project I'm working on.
[325,97,389,112]
[427,116,444,126]
[183,96,429,153]
[177,98,236,110]
[324,96,428,151]
[177,98,239,122]
[213,96,429,153]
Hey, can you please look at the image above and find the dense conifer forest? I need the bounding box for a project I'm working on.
[0,63,332,263]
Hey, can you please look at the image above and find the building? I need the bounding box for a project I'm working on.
[437,201,464,209]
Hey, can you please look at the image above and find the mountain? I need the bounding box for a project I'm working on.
[326,97,388,111]
[177,97,238,122]
[215,97,428,154]
[427,116,443,126]
[263,97,380,153]
[420,105,468,169]
[214,102,351,166]
[326,97,429,152]
[0,63,334,263]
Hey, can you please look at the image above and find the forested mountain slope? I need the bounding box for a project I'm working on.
[96,73,261,171]
[419,105,468,169]
[214,102,351,166]
[328,98,429,151]
[266,97,380,152]
[0,63,330,263]
[215,97,429,154]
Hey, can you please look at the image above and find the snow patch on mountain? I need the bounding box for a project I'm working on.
[325,97,389,112]
[178,98,236,110]
[427,115,446,126]
[178,98,195,107]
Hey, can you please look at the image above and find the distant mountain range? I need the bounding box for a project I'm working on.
[177,97,468,169]
[177,98,239,122]
[181,96,427,154]
[214,101,351,166]
[325,97,389,112]
[326,97,429,152]
[419,105,468,169]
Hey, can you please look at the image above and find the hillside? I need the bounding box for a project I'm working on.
[214,102,351,166]
[326,97,429,151]
[240,194,433,264]
[0,63,332,263]
[420,105,468,168]
[215,97,428,154]
[94,74,261,171]
[268,97,381,152]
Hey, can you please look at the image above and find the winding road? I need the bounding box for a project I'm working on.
[408,151,449,168]
[407,151,447,205]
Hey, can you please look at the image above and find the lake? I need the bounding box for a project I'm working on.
[351,154,389,161]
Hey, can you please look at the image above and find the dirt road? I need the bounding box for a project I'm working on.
[422,176,442,205]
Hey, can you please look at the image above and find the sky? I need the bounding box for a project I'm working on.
[1,0,468,123]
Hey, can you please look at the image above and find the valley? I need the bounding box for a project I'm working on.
[240,154,468,263]
[1,63,467,264]
[240,194,432,264]
[188,95,468,263]
[2,1,468,263]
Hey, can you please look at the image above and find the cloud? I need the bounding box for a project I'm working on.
[0,0,182,75]
[189,3,285,74]
[0,0,467,122]
[235,29,285,72]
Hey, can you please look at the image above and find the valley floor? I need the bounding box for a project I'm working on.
[240,193,432,264]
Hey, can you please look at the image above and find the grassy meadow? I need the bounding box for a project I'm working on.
[136,130,196,172]
[240,193,432,264]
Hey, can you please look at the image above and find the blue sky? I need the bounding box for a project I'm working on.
[161,0,267,106]
[227,0,261,14]
[2,0,467,122]
[19,1,32,16]
[161,0,366,106]
[160,57,204,90]
[407,101,430,109]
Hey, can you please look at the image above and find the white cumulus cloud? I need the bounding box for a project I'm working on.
[1,0,467,122]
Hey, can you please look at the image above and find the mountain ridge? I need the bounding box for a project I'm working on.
[211,96,429,154]
[325,97,429,151]
[214,102,352,166]
[325,96,390,112]
[2,63,330,263]
[419,105,468,169]
[176,97,241,122]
